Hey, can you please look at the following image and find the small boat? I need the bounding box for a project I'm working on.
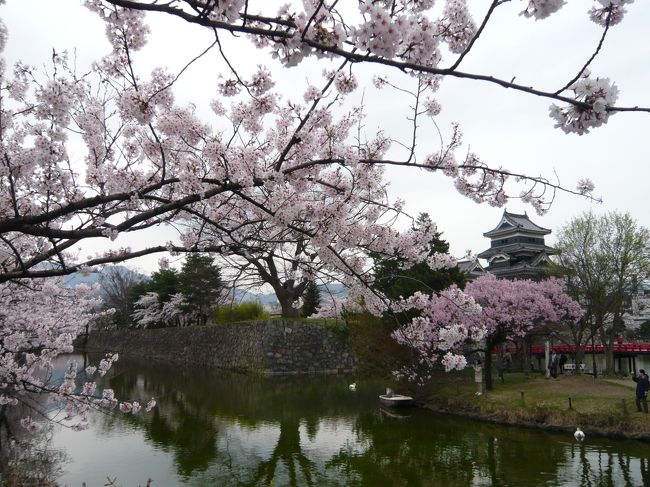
[379,393,414,408]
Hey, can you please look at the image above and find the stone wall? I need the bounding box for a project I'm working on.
[81,320,356,374]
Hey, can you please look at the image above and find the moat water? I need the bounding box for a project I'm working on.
[44,355,650,486]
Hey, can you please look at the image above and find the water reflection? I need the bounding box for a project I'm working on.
[50,355,650,486]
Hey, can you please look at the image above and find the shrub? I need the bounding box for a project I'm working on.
[214,302,269,323]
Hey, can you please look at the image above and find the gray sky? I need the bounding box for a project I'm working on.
[3,1,649,273]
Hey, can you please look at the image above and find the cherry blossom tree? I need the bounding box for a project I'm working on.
[132,291,188,327]
[0,0,644,434]
[536,275,589,370]
[393,274,582,390]
[0,279,156,435]
[208,229,326,318]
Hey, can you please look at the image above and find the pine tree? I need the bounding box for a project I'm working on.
[373,213,466,301]
[301,281,321,317]
[179,254,223,326]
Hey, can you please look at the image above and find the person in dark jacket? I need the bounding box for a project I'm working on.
[632,369,650,413]
[559,354,568,374]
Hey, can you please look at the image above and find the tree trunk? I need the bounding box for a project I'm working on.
[604,345,615,376]
[597,317,616,376]
[82,322,90,347]
[274,285,302,318]
[484,341,494,391]
[545,340,551,378]
[281,303,300,318]
[0,406,9,475]
[574,346,585,374]
[496,352,505,384]
[278,294,300,318]
[523,337,531,376]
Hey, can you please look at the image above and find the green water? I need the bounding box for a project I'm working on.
[49,356,650,486]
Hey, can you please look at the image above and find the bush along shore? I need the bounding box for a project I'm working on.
[415,371,650,440]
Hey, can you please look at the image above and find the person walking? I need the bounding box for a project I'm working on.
[632,369,650,413]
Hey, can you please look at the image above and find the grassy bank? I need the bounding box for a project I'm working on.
[418,371,650,440]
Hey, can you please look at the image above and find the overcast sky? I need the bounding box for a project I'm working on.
[2,1,649,274]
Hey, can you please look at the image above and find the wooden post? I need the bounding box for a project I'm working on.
[520,391,525,406]
[568,397,572,410]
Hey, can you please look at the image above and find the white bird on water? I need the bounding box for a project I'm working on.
[349,383,356,391]
[574,427,585,442]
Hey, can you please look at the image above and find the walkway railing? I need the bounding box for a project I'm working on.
[499,342,650,355]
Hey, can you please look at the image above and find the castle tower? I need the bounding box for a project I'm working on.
[477,210,556,280]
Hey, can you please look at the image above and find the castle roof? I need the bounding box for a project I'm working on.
[477,243,557,260]
[486,257,553,279]
[457,258,487,279]
[484,210,551,238]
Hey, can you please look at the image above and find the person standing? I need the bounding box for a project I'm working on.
[632,369,650,413]
[474,359,484,396]
[559,354,568,374]
[549,352,559,378]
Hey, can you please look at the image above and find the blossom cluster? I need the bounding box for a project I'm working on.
[520,0,567,20]
[550,74,619,135]
[589,0,635,27]
[132,292,190,327]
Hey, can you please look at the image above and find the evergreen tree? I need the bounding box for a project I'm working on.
[373,213,466,301]
[301,281,321,317]
[630,320,650,341]
[149,268,182,302]
[179,254,223,326]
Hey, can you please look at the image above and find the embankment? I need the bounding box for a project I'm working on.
[80,320,355,375]
[418,373,650,441]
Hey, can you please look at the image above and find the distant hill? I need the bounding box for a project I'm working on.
[61,265,349,308]
[61,266,148,299]
[232,282,348,307]
[317,282,348,298]
[232,288,278,306]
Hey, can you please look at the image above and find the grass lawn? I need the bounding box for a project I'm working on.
[419,371,650,439]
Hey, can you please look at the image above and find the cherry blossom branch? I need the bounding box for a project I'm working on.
[301,0,327,42]
[554,7,612,95]
[0,176,259,235]
[103,0,650,115]
[282,157,599,201]
[274,57,349,171]
[447,0,504,71]
[0,244,227,282]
